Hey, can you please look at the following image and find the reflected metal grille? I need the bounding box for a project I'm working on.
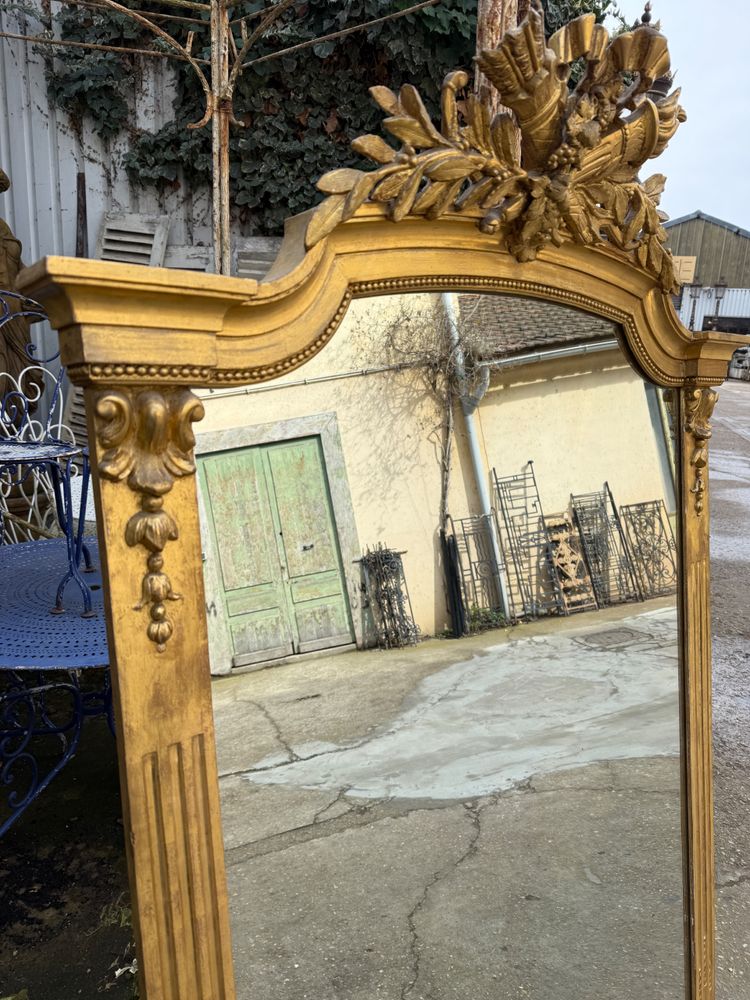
[620,499,678,599]
[492,461,564,620]
[570,483,641,607]
[447,514,503,619]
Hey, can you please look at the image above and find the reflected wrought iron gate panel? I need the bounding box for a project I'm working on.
[492,462,564,620]
[570,483,641,607]
[357,544,419,649]
[447,514,502,618]
[619,499,678,598]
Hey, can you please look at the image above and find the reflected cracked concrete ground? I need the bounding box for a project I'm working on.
[212,601,684,1000]
[238,607,678,801]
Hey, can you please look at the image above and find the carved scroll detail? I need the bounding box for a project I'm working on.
[307,1,685,292]
[94,388,205,651]
[683,386,717,516]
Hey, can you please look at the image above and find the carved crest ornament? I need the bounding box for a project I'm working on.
[93,3,698,652]
[307,0,685,292]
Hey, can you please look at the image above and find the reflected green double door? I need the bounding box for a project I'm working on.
[199,437,354,668]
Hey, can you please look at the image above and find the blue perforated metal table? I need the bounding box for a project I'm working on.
[0,538,111,835]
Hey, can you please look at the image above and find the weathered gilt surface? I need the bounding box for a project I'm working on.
[308,1,684,291]
[95,388,205,651]
[683,386,718,516]
[15,7,743,1000]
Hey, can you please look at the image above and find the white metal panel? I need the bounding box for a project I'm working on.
[678,286,750,330]
[0,6,211,280]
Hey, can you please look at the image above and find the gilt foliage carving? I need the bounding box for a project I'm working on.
[95,388,205,651]
[683,386,717,517]
[307,0,685,292]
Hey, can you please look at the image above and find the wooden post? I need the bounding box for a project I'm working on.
[85,383,236,1000]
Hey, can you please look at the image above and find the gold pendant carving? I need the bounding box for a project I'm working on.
[307,1,685,292]
[683,386,717,517]
[94,388,205,651]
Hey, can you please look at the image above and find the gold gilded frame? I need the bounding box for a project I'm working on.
[16,7,745,998]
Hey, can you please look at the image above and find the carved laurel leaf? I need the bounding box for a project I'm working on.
[371,170,411,202]
[491,114,520,167]
[343,172,380,219]
[648,234,664,274]
[351,134,397,164]
[305,193,347,246]
[426,179,467,220]
[607,165,639,183]
[660,251,676,291]
[613,186,630,227]
[383,116,440,149]
[316,168,363,194]
[462,96,492,155]
[643,173,667,201]
[480,176,520,209]
[412,181,449,215]
[606,224,627,250]
[369,85,401,115]
[455,176,497,211]
[425,154,480,182]
[391,169,425,222]
[399,84,443,145]
[637,239,649,269]
[588,180,615,205]
[624,201,647,245]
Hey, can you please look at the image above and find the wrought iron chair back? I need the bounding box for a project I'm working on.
[0,291,82,543]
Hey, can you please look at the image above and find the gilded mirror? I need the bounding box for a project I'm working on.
[18,3,744,998]
[199,290,684,1000]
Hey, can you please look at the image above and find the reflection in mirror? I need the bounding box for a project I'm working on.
[197,292,682,999]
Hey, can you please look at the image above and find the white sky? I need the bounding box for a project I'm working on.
[607,0,749,230]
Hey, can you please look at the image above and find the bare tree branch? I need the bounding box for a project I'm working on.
[225,0,297,99]
[240,0,443,71]
[0,27,210,63]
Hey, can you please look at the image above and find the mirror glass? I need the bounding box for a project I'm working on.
[198,291,683,1000]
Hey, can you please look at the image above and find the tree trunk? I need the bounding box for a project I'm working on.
[475,0,525,162]
[474,0,520,118]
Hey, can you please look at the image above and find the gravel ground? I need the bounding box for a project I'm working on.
[709,379,750,999]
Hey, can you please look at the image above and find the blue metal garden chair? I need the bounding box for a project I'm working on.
[0,290,111,836]
[0,290,95,614]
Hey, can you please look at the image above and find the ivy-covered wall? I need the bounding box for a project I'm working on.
[42,0,619,235]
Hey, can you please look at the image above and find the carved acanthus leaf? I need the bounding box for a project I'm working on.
[95,388,205,652]
[307,0,685,292]
[683,386,717,516]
